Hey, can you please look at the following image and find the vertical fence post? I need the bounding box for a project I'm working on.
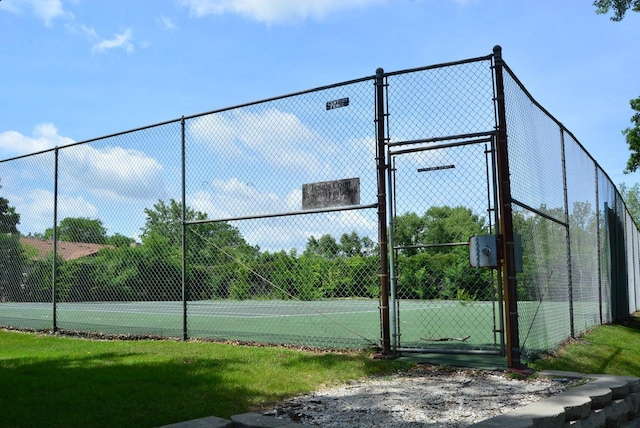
[560,128,575,338]
[52,147,59,332]
[492,46,522,368]
[181,116,188,341]
[595,165,603,325]
[375,68,391,354]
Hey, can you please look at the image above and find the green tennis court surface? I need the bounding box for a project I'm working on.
[0,299,512,351]
[1,299,574,354]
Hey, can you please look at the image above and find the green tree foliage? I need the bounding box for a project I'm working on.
[141,199,256,263]
[0,186,28,302]
[44,217,108,244]
[394,207,494,302]
[622,98,640,174]
[619,182,640,223]
[593,4,640,173]
[0,198,20,235]
[594,0,640,21]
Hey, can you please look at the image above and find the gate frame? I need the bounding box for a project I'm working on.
[386,135,505,356]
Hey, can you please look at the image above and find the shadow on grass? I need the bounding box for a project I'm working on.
[0,350,277,428]
[0,341,405,428]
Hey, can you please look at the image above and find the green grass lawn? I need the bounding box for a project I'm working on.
[0,330,406,428]
[2,313,638,428]
[530,313,640,377]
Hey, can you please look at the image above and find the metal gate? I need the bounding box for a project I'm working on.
[387,135,505,354]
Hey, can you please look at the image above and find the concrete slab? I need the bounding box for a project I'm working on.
[230,412,306,428]
[158,415,232,428]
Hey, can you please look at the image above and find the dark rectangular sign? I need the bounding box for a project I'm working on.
[302,178,360,210]
[418,164,456,173]
[326,97,350,110]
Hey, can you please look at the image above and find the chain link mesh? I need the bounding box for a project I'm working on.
[180,79,381,348]
[503,66,640,359]
[1,50,639,356]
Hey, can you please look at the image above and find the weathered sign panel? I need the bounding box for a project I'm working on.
[302,178,360,210]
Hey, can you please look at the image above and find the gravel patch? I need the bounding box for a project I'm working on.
[267,364,580,427]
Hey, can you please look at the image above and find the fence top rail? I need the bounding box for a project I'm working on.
[501,61,636,230]
[381,54,494,78]
[1,53,496,164]
[0,117,183,164]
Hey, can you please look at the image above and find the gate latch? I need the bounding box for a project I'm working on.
[469,235,498,268]
[469,235,523,272]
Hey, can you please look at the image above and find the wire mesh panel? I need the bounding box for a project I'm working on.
[52,122,184,336]
[183,78,382,348]
[390,142,500,352]
[2,48,640,358]
[385,58,495,140]
[503,74,565,219]
[384,58,501,354]
[563,132,599,335]
[598,169,616,324]
[0,151,56,329]
[514,207,571,359]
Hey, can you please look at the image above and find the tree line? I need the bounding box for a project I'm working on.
[0,188,609,304]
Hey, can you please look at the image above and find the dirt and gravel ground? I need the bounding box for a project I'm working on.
[266,364,580,427]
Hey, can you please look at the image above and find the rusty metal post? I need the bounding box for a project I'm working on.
[492,46,522,368]
[375,68,391,354]
[52,147,59,332]
[181,116,189,341]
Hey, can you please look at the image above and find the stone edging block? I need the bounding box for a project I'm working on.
[470,371,640,428]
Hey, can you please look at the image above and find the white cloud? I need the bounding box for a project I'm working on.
[186,178,377,252]
[189,178,288,218]
[10,189,98,234]
[188,108,331,173]
[159,16,177,30]
[0,124,164,202]
[0,0,72,26]
[60,145,164,201]
[91,28,135,54]
[0,123,73,154]
[176,0,385,24]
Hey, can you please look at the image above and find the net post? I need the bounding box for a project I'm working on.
[493,45,522,369]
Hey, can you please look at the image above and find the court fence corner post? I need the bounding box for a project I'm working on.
[375,67,391,354]
[181,116,188,341]
[52,147,59,333]
[492,45,522,369]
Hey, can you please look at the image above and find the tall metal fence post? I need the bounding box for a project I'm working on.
[375,68,391,354]
[595,165,603,325]
[492,46,522,368]
[560,128,575,338]
[52,147,59,332]
[181,116,188,341]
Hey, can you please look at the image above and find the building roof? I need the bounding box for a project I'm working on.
[20,237,112,261]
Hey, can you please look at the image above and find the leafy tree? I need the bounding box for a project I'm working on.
[0,180,20,234]
[339,231,362,257]
[394,207,492,301]
[619,182,640,223]
[594,0,640,21]
[141,198,256,263]
[304,234,339,259]
[594,3,640,173]
[0,185,26,302]
[107,233,135,248]
[44,217,108,244]
[622,98,640,174]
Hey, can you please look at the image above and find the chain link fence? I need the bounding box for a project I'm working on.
[503,63,640,359]
[1,47,639,360]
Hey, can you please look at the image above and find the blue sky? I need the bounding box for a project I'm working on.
[0,0,639,244]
